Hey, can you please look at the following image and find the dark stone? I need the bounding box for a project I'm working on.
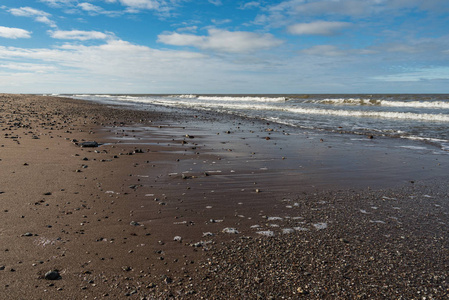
[44,270,61,280]
[80,141,99,148]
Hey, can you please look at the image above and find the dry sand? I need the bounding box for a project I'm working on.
[0,94,448,299]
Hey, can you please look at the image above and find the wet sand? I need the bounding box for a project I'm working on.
[0,94,448,299]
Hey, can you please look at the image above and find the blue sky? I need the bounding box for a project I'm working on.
[0,0,449,94]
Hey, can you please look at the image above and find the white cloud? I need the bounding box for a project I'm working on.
[158,32,203,46]
[290,0,375,17]
[119,0,162,10]
[208,0,222,6]
[177,26,198,33]
[301,45,346,56]
[49,30,112,40]
[158,29,283,53]
[267,0,449,20]
[374,67,449,82]
[0,26,32,39]
[0,62,57,72]
[77,2,122,16]
[211,19,232,25]
[8,7,57,28]
[40,0,76,7]
[78,2,104,14]
[0,40,220,93]
[287,21,351,36]
[9,6,48,17]
[240,2,261,10]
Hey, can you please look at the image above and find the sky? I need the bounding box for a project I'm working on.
[0,0,449,94]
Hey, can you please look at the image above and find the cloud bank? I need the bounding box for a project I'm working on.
[0,26,32,39]
[158,29,283,53]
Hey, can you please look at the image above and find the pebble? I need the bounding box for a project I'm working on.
[222,228,239,234]
[44,270,61,280]
[80,141,99,147]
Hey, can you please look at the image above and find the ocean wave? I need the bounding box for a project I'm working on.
[198,96,287,102]
[288,107,449,122]
[379,100,449,109]
[164,100,449,122]
[310,98,449,109]
[171,94,198,98]
[169,95,287,102]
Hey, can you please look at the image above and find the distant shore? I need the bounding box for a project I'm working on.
[1,94,448,299]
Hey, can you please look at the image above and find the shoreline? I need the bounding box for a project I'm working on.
[1,94,448,299]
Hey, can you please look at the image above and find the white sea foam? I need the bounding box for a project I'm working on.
[313,223,328,230]
[175,94,198,98]
[197,96,287,102]
[257,230,275,237]
[398,145,429,150]
[152,99,449,122]
[267,217,283,221]
[222,227,239,234]
[311,98,449,109]
[287,107,449,122]
[170,95,287,102]
[294,227,309,231]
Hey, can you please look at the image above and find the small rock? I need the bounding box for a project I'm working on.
[222,228,239,234]
[44,270,61,280]
[80,141,99,148]
[163,276,172,284]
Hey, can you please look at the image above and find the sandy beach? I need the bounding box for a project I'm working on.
[1,94,448,299]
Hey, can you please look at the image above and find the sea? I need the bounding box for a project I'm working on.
[56,94,449,153]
